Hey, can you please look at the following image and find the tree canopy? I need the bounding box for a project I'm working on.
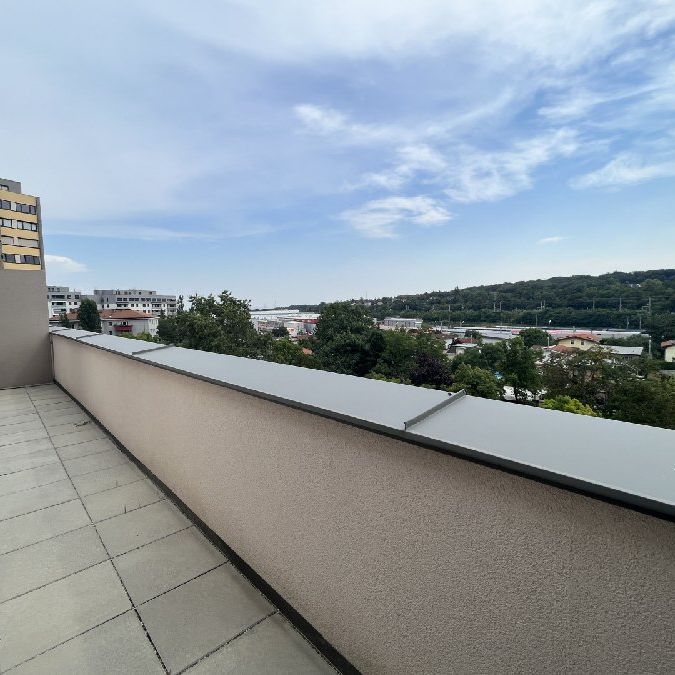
[77,299,101,332]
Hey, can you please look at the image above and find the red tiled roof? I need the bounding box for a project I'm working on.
[661,340,675,348]
[555,332,599,343]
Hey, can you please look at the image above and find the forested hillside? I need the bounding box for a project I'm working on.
[292,269,675,338]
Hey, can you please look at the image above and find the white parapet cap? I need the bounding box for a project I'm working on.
[51,328,675,519]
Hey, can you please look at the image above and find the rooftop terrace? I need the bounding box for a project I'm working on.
[0,384,336,673]
[1,330,673,673]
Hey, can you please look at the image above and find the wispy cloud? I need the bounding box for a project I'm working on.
[537,236,566,245]
[46,224,273,241]
[340,196,452,238]
[44,254,88,272]
[570,153,675,189]
[294,104,409,145]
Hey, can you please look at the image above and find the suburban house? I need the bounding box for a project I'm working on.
[100,309,158,336]
[552,332,600,351]
[49,309,159,337]
[662,339,675,362]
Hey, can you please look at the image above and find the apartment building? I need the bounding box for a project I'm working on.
[381,316,423,331]
[0,178,51,387]
[93,289,177,317]
[47,286,85,317]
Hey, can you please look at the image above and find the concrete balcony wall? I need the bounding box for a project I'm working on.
[51,333,675,674]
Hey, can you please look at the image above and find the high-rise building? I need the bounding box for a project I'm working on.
[0,178,52,387]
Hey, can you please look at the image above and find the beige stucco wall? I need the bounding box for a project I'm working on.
[52,336,675,674]
[0,267,51,388]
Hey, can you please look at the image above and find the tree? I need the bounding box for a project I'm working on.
[119,331,156,343]
[540,395,597,416]
[58,311,72,328]
[164,291,265,358]
[408,332,452,388]
[313,302,384,376]
[271,326,289,338]
[500,337,541,403]
[542,348,634,410]
[268,338,315,368]
[77,299,101,332]
[450,364,501,399]
[464,329,483,344]
[370,330,417,382]
[519,327,549,347]
[604,376,675,429]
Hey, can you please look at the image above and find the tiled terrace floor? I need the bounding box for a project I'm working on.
[0,384,336,674]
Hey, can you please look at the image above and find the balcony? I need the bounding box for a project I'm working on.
[1,327,674,673]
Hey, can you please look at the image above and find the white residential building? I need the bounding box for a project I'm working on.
[380,317,423,331]
[93,289,177,317]
[100,310,159,336]
[47,286,86,317]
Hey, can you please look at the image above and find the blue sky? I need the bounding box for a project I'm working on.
[3,1,674,307]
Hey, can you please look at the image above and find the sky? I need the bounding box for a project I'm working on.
[2,1,675,307]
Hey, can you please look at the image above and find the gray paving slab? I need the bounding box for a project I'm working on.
[96,499,190,556]
[56,437,117,461]
[63,448,131,477]
[0,462,69,497]
[9,611,165,675]
[0,500,90,554]
[0,448,59,475]
[0,437,53,458]
[187,613,336,674]
[0,412,39,428]
[0,526,107,603]
[27,390,70,402]
[43,412,91,427]
[51,427,108,448]
[0,561,131,670]
[82,478,163,522]
[0,420,43,438]
[38,403,84,418]
[46,419,95,437]
[0,479,77,521]
[0,427,49,448]
[0,401,35,415]
[70,462,144,497]
[138,566,274,673]
[115,526,225,605]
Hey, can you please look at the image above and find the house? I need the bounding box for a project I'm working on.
[100,309,159,336]
[662,340,675,362]
[553,332,600,351]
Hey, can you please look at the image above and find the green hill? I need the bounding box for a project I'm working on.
[293,269,675,339]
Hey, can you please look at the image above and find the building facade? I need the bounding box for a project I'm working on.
[0,178,52,387]
[92,289,177,317]
[47,286,85,317]
[100,309,159,336]
[380,317,423,331]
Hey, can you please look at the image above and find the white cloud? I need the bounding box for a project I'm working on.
[294,104,408,145]
[340,196,452,238]
[150,1,675,70]
[445,129,579,203]
[351,144,448,191]
[570,153,675,189]
[44,255,88,272]
[537,236,566,245]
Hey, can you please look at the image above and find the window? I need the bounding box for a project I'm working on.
[1,200,10,210]
[0,185,8,191]
[18,238,39,248]
[1,253,17,263]
[570,340,575,345]
[1,235,13,245]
